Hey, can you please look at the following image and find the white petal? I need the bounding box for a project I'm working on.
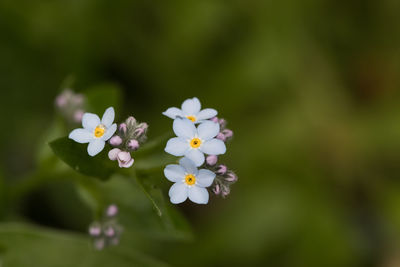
[164,164,185,182]
[101,107,115,127]
[69,128,93,143]
[184,149,205,167]
[102,123,117,141]
[162,107,184,119]
[181,97,201,115]
[87,139,105,156]
[196,169,216,187]
[200,139,226,155]
[82,113,100,131]
[196,108,218,121]
[173,118,196,139]
[197,121,220,140]
[188,186,209,204]
[169,183,188,204]
[179,157,198,175]
[165,137,189,156]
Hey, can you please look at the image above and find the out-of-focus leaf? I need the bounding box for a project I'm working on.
[0,223,167,267]
[49,137,117,180]
[84,83,122,115]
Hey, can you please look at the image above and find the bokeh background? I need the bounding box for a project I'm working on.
[1,0,400,266]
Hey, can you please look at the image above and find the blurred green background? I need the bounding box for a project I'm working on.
[1,0,400,266]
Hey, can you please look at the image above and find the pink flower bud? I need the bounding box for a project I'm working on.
[134,123,148,137]
[110,237,120,246]
[213,184,221,195]
[216,165,227,175]
[55,95,68,108]
[222,129,233,139]
[126,116,136,126]
[117,151,134,168]
[119,123,127,134]
[127,139,139,151]
[73,110,84,123]
[89,225,101,237]
[216,132,226,142]
[73,94,84,105]
[106,204,118,217]
[225,172,238,182]
[206,155,218,166]
[108,148,121,161]
[109,136,122,146]
[210,117,219,123]
[221,185,230,197]
[104,226,115,237]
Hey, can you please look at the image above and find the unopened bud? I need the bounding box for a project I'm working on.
[89,224,101,237]
[126,116,136,126]
[94,238,105,250]
[216,132,226,142]
[73,110,84,123]
[222,129,233,139]
[127,139,140,151]
[210,117,219,123]
[109,136,122,146]
[216,165,227,175]
[213,184,221,195]
[225,172,238,182]
[218,118,227,129]
[104,226,116,237]
[206,155,218,166]
[108,148,121,161]
[119,123,127,134]
[106,204,118,217]
[117,151,134,168]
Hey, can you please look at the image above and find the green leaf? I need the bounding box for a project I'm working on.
[0,223,168,267]
[49,137,117,180]
[84,83,123,115]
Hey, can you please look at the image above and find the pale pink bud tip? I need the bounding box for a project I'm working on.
[109,136,122,146]
[126,116,136,125]
[108,148,121,161]
[216,132,226,142]
[206,155,218,166]
[73,110,84,123]
[106,204,118,217]
[119,123,127,134]
[213,184,221,195]
[89,225,101,237]
[210,117,219,123]
[104,227,116,237]
[55,95,67,108]
[217,165,228,175]
[117,151,134,168]
[94,238,105,250]
[127,139,140,151]
[222,129,233,139]
[218,119,227,128]
[226,172,238,182]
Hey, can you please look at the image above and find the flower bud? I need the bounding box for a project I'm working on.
[210,117,219,123]
[94,238,105,250]
[225,172,238,182]
[127,139,139,151]
[73,110,84,123]
[222,129,233,139]
[221,184,230,197]
[126,116,136,126]
[206,155,218,166]
[216,132,226,142]
[73,94,84,105]
[117,151,134,168]
[216,165,227,175]
[106,204,118,217]
[55,95,68,108]
[89,224,101,237]
[218,118,227,129]
[104,226,116,238]
[213,184,221,195]
[109,136,122,146]
[108,148,121,161]
[119,123,127,134]
[134,123,148,137]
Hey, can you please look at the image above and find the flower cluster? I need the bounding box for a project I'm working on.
[108,116,148,168]
[162,97,237,204]
[88,204,123,250]
[55,89,86,123]
[69,107,148,168]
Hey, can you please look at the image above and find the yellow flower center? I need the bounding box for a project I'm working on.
[186,115,196,122]
[94,125,106,138]
[185,174,196,186]
[190,138,202,148]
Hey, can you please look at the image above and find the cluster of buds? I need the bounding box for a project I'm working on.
[55,89,86,123]
[211,117,233,143]
[108,116,148,168]
[205,156,238,198]
[88,204,123,251]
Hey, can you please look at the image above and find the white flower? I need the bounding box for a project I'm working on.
[165,118,226,166]
[69,107,117,156]
[164,157,216,204]
[162,97,217,124]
